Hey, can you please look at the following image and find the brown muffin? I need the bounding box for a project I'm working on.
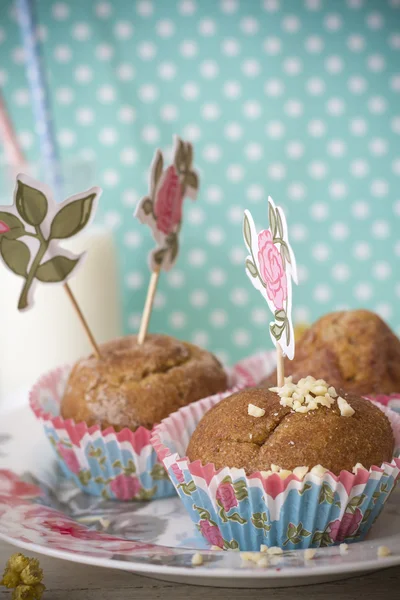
[61,334,228,431]
[186,387,394,475]
[262,310,400,395]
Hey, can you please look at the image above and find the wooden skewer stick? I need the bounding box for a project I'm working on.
[63,282,101,359]
[138,267,161,345]
[276,342,284,387]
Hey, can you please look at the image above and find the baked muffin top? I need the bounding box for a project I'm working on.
[61,334,228,431]
[186,384,394,475]
[262,309,400,396]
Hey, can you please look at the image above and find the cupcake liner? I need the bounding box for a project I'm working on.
[30,357,255,502]
[151,351,400,549]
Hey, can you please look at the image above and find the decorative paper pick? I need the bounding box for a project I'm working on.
[135,136,199,344]
[243,197,298,385]
[0,174,102,357]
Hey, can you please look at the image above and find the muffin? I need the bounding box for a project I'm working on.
[262,310,400,396]
[187,382,394,475]
[61,334,228,431]
[30,334,239,501]
[152,369,400,549]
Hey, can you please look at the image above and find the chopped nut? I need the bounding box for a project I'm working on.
[211,545,222,551]
[257,556,269,567]
[377,546,391,558]
[312,385,327,396]
[304,549,316,561]
[267,546,283,556]
[339,543,349,555]
[337,396,355,417]
[260,544,268,553]
[260,470,273,478]
[248,403,266,418]
[241,552,261,563]
[310,464,328,477]
[192,552,204,566]
[271,464,280,473]
[293,466,309,480]
[328,386,338,398]
[278,470,292,480]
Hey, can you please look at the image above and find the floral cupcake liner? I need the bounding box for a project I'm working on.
[29,357,256,502]
[151,351,400,549]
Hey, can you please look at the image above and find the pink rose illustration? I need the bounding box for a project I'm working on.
[109,474,141,500]
[0,470,41,499]
[199,520,224,548]
[0,221,10,234]
[58,444,80,475]
[328,508,363,543]
[216,482,238,512]
[257,229,287,310]
[154,165,183,235]
[171,463,185,484]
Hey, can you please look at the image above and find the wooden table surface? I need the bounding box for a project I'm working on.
[0,541,399,600]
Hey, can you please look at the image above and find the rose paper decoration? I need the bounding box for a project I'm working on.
[0,174,101,311]
[243,196,298,360]
[135,136,199,272]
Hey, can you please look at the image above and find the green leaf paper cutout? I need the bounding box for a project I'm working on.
[245,258,257,277]
[0,237,30,276]
[268,201,277,238]
[0,211,25,240]
[16,180,48,226]
[185,170,199,190]
[243,212,252,249]
[276,209,284,239]
[50,193,96,239]
[36,255,80,283]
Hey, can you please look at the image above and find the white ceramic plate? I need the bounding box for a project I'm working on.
[0,395,399,588]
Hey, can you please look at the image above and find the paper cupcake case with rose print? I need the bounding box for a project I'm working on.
[152,351,400,550]
[29,357,256,501]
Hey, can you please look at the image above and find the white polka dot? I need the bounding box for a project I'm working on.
[137,0,153,16]
[96,43,114,61]
[141,125,160,144]
[158,62,177,81]
[350,118,368,136]
[373,261,392,280]
[264,79,284,97]
[138,84,158,103]
[199,18,216,36]
[187,206,204,226]
[368,96,387,114]
[312,243,330,261]
[207,227,225,245]
[347,34,365,52]
[138,41,157,60]
[180,82,199,101]
[308,161,328,179]
[220,0,238,13]
[283,57,302,76]
[114,21,133,40]
[200,60,219,79]
[76,107,94,125]
[179,0,197,14]
[210,309,228,327]
[314,284,332,302]
[389,33,400,50]
[202,144,222,163]
[347,0,363,7]
[263,36,282,55]
[330,222,349,240]
[325,55,343,74]
[392,117,400,134]
[366,11,384,29]
[395,241,400,258]
[371,220,390,239]
[240,16,259,35]
[206,185,223,203]
[284,99,303,117]
[350,159,369,178]
[246,184,264,203]
[124,230,142,247]
[226,164,244,182]
[327,139,346,157]
[310,203,329,221]
[286,140,304,159]
[95,2,112,18]
[329,181,348,199]
[190,289,209,308]
[224,81,242,99]
[166,270,185,288]
[282,14,301,33]
[156,19,175,37]
[354,282,373,301]
[201,103,221,120]
[13,89,29,106]
[74,65,93,83]
[230,246,246,265]
[290,224,308,242]
[268,163,286,180]
[245,142,263,161]
[123,190,139,207]
[353,241,371,259]
[191,331,209,346]
[332,263,350,282]
[58,129,76,147]
[324,13,342,31]
[370,179,389,197]
[97,84,116,103]
[188,248,206,266]
[251,307,268,325]
[125,271,143,290]
[392,159,400,175]
[179,40,198,58]
[53,2,69,19]
[243,101,262,120]
[227,206,243,224]
[117,63,135,81]
[391,75,400,92]
[352,201,369,219]
[367,54,385,72]
[169,311,187,329]
[72,22,91,41]
[326,97,345,116]
[308,119,326,137]
[0,69,7,85]
[56,87,74,104]
[17,131,33,149]
[12,47,25,64]
[232,329,251,347]
[224,123,243,141]
[102,169,120,186]
[348,75,367,94]
[293,306,311,323]
[182,123,201,141]
[208,268,227,286]
[306,77,325,95]
[305,35,324,53]
[375,303,392,320]
[118,106,136,123]
[120,147,138,165]
[288,182,306,200]
[128,313,141,330]
[221,38,241,56]
[229,288,249,307]
[241,59,261,77]
[266,121,285,139]
[54,44,72,62]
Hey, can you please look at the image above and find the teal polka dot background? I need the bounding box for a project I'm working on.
[0,0,400,365]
